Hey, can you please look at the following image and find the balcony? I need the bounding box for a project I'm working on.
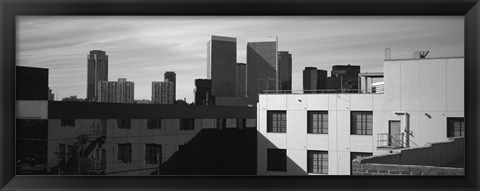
[377,133,403,149]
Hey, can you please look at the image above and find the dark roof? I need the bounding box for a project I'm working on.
[48,101,256,119]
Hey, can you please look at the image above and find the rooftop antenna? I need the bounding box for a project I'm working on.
[419,51,429,58]
[385,47,391,60]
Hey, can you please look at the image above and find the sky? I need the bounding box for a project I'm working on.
[17,16,464,102]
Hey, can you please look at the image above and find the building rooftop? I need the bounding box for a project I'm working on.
[385,56,464,62]
[48,101,256,119]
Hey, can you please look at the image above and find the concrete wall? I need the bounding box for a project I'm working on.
[257,57,464,175]
[352,137,464,176]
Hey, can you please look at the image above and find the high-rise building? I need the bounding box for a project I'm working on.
[277,51,292,91]
[236,63,246,97]
[326,65,360,91]
[152,81,175,104]
[246,37,278,97]
[164,71,176,101]
[207,35,237,98]
[87,50,108,102]
[97,78,134,103]
[303,67,327,93]
[195,79,214,106]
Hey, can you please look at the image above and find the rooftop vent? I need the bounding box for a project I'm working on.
[412,51,429,59]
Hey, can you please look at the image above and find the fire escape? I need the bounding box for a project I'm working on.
[53,119,107,175]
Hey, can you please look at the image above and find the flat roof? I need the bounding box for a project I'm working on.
[385,56,464,62]
[48,101,256,119]
[358,72,384,78]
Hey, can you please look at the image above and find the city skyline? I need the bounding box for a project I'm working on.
[17,16,463,102]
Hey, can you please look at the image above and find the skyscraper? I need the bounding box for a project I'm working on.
[195,79,214,106]
[303,67,327,93]
[207,35,237,98]
[236,63,246,97]
[277,51,292,91]
[97,78,134,103]
[246,37,278,97]
[164,71,176,101]
[326,65,360,91]
[87,50,108,102]
[152,81,175,104]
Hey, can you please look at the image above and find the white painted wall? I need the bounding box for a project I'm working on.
[257,57,464,175]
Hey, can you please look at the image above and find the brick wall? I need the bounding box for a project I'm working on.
[352,137,464,176]
[352,160,464,176]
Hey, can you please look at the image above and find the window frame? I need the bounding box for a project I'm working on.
[267,148,287,172]
[179,118,195,130]
[267,111,287,133]
[117,143,132,163]
[117,118,131,129]
[147,118,162,129]
[145,143,162,165]
[447,117,465,137]
[307,111,328,134]
[350,111,373,135]
[307,150,328,174]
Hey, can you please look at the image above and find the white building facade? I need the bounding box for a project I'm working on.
[257,57,464,175]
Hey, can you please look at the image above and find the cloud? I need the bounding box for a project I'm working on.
[17,16,463,101]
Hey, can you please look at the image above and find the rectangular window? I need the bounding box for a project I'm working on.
[180,119,195,130]
[351,111,373,135]
[267,149,286,171]
[117,143,132,163]
[308,111,328,134]
[145,144,162,164]
[447,118,465,137]
[267,111,287,133]
[308,151,328,174]
[147,119,161,129]
[60,118,75,127]
[117,119,131,129]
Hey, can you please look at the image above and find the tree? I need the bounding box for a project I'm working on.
[61,95,85,102]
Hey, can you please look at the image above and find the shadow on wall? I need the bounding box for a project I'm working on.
[150,128,307,175]
[256,131,308,175]
[151,128,257,175]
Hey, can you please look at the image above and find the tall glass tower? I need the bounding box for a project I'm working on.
[207,35,237,98]
[246,37,278,97]
[87,50,108,101]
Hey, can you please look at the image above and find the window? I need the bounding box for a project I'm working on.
[60,118,75,127]
[117,119,131,129]
[147,119,161,129]
[180,119,195,130]
[351,111,373,135]
[267,149,286,171]
[308,151,328,174]
[117,143,131,163]
[447,118,464,137]
[145,144,162,164]
[308,111,328,134]
[267,111,286,133]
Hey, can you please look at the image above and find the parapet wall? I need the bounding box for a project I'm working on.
[352,137,464,176]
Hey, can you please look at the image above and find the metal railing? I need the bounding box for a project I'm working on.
[261,89,384,94]
[377,133,404,149]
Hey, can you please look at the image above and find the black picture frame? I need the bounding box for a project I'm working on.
[1,0,479,190]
